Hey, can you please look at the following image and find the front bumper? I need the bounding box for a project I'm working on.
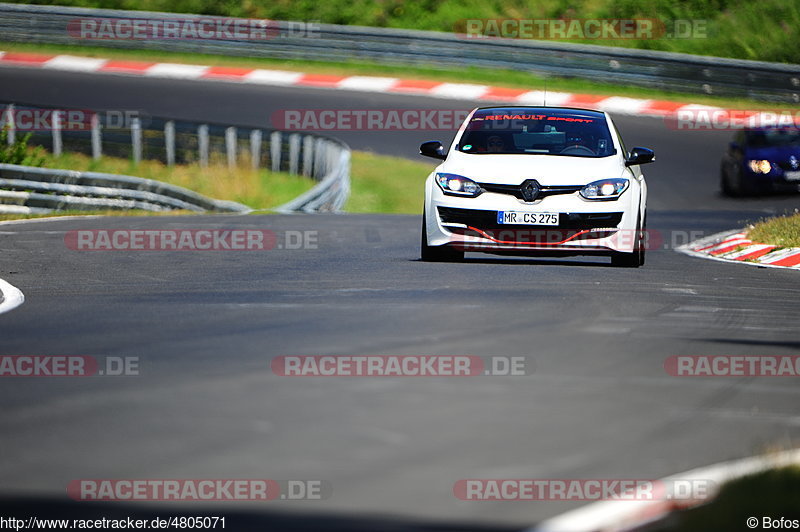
[741,166,800,194]
[425,186,641,254]
[748,175,800,194]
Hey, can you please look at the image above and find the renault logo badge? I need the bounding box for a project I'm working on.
[521,179,541,202]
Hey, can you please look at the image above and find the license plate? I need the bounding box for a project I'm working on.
[497,211,559,225]
[785,170,800,181]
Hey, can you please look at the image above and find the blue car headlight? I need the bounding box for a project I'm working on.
[435,173,482,197]
[580,178,629,200]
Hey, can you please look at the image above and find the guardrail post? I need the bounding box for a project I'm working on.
[270,131,281,172]
[131,117,142,164]
[198,124,209,168]
[225,126,237,168]
[314,138,326,177]
[4,104,15,146]
[250,130,262,169]
[165,120,175,166]
[52,110,62,156]
[90,113,101,160]
[288,134,300,175]
[302,135,314,176]
[327,143,336,176]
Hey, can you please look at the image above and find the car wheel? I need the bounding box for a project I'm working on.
[611,212,645,268]
[420,211,464,262]
[721,167,735,196]
[721,165,747,197]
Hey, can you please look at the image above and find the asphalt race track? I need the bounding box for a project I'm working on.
[0,66,799,530]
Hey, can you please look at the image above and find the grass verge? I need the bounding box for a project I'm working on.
[653,465,800,531]
[0,41,795,111]
[747,212,800,248]
[41,152,318,208]
[347,151,433,214]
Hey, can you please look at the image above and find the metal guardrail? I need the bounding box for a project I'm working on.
[274,147,350,213]
[0,163,251,214]
[0,3,798,102]
[0,101,351,213]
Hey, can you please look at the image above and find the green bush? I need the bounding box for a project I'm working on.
[0,129,45,167]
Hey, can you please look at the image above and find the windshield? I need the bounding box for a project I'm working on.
[746,128,800,148]
[458,108,617,157]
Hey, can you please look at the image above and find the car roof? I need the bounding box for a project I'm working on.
[472,106,608,119]
[744,126,800,132]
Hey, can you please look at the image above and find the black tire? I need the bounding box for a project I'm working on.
[420,211,464,262]
[611,212,645,268]
[721,165,747,197]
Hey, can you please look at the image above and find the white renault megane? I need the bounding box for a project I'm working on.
[419,106,654,267]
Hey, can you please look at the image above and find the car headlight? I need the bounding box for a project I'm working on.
[435,173,482,197]
[580,178,629,200]
[747,160,772,174]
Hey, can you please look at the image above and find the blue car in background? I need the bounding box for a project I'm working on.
[721,127,800,196]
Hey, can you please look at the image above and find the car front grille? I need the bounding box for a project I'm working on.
[776,160,800,171]
[478,183,582,200]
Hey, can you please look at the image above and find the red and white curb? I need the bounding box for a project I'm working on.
[0,277,25,315]
[678,229,800,270]
[0,50,711,118]
[527,448,800,532]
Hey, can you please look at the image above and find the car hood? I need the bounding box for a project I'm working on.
[439,151,627,186]
[744,145,800,161]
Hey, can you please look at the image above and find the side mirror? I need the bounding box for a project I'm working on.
[625,147,655,167]
[420,141,446,160]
